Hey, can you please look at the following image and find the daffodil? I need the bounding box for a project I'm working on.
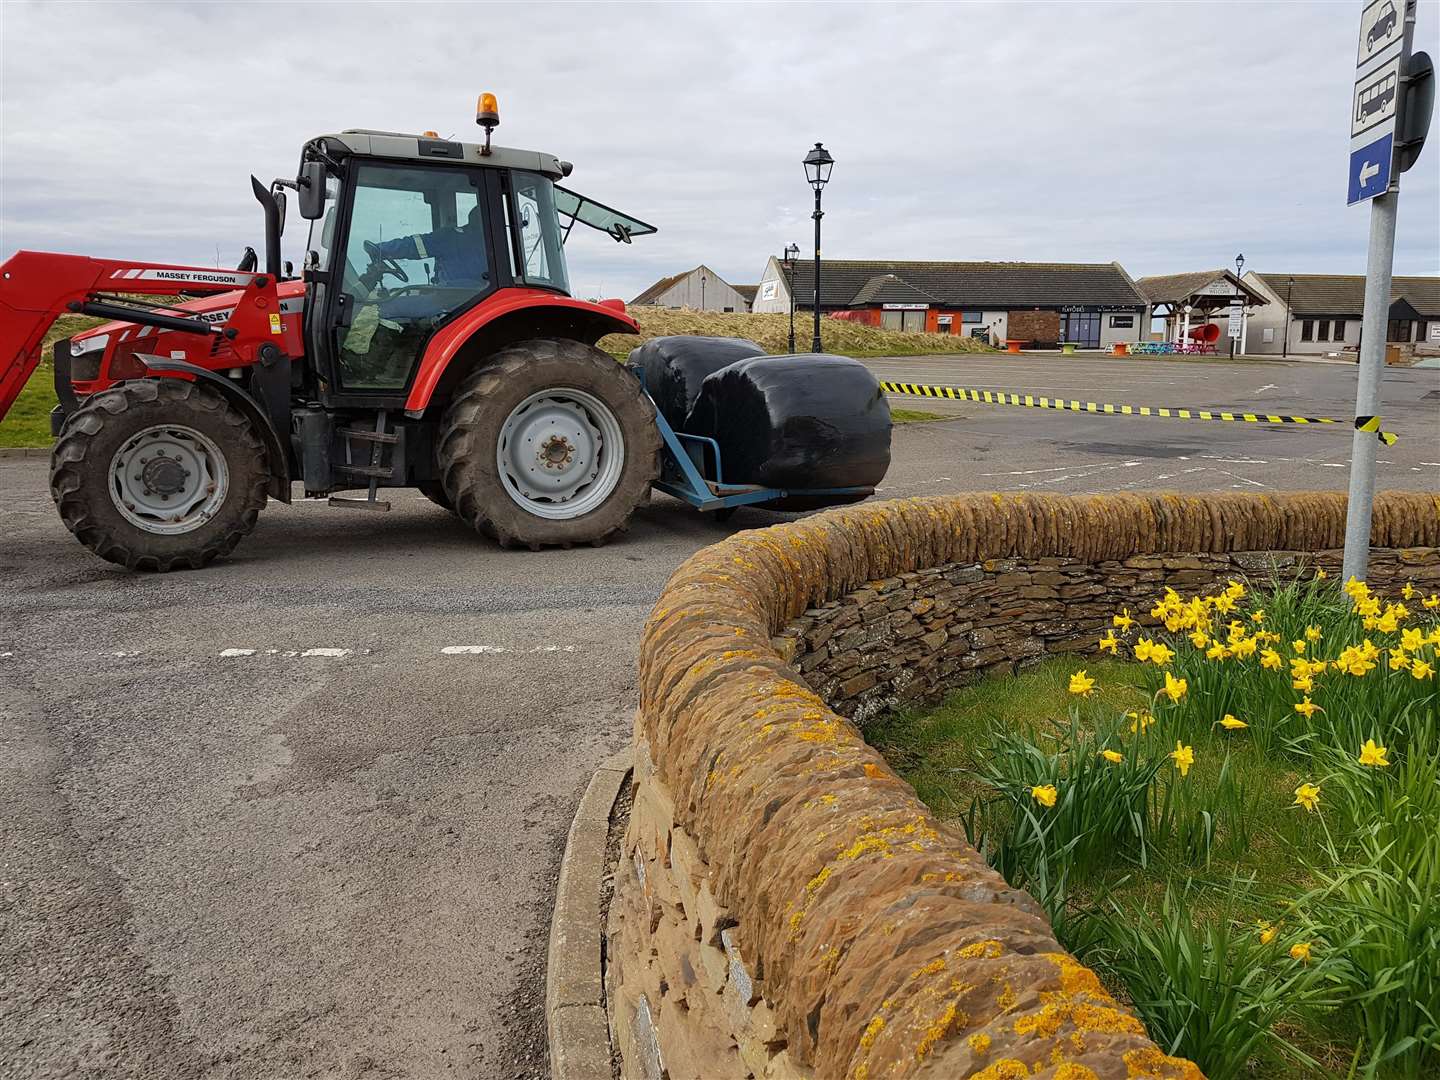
[1031,784,1057,808]
[1401,627,1425,651]
[1389,649,1412,672]
[1212,593,1237,614]
[1225,579,1246,600]
[1098,631,1119,654]
[1291,639,1307,655]
[1294,696,1320,719]
[1293,782,1321,812]
[1148,643,1175,667]
[1424,594,1440,610]
[1188,629,1209,650]
[1134,638,1156,662]
[1260,648,1283,671]
[1162,671,1187,703]
[1413,659,1435,680]
[1375,609,1399,634]
[1391,602,1410,621]
[1357,595,1382,618]
[1258,921,1278,945]
[1099,749,1124,764]
[1292,675,1314,693]
[1206,642,1230,661]
[1128,710,1155,734]
[1220,715,1248,731]
[1402,582,1416,600]
[1170,741,1195,777]
[1358,739,1390,767]
[1113,609,1135,631]
[1251,609,1266,625]
[1315,568,1328,580]
[1290,941,1313,963]
[1068,670,1096,696]
[1344,576,1369,600]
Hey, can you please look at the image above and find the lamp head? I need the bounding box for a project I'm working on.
[803,142,834,189]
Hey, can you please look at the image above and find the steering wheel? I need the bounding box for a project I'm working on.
[362,240,410,284]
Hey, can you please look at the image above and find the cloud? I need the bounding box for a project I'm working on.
[2,0,1436,305]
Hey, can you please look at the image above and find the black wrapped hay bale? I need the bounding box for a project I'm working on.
[684,354,891,507]
[627,335,766,429]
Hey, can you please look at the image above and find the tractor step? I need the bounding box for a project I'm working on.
[328,495,392,512]
[334,463,395,479]
[338,427,400,444]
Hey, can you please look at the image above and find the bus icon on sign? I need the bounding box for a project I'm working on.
[1357,71,1398,123]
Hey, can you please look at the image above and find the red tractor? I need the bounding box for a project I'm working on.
[0,97,888,570]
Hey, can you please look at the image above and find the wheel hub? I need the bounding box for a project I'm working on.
[497,389,626,521]
[110,425,229,535]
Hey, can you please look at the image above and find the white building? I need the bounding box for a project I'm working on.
[1240,272,1440,359]
[630,265,753,312]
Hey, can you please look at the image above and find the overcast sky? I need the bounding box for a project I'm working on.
[2,1,1437,303]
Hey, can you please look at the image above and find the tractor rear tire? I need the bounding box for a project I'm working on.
[437,339,661,550]
[419,480,453,512]
[50,379,270,571]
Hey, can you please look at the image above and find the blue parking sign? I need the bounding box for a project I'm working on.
[1348,133,1394,204]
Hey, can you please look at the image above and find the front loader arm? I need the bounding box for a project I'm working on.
[0,250,281,420]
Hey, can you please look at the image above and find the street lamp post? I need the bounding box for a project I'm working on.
[1283,276,1294,359]
[1231,252,1245,359]
[803,142,834,353]
[783,242,799,354]
[700,270,706,311]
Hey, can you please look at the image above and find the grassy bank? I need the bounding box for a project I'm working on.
[871,577,1440,1080]
[0,313,104,448]
[598,308,994,359]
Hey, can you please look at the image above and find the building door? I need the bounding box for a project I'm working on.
[1062,311,1100,348]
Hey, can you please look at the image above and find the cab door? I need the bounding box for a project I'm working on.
[307,161,507,408]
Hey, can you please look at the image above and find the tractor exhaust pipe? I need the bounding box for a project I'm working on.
[250,175,283,279]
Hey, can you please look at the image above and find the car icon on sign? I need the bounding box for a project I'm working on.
[1368,2,1397,50]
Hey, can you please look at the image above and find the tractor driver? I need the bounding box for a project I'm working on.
[361,203,490,290]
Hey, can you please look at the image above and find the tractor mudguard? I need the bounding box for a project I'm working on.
[403,288,637,416]
[136,358,292,503]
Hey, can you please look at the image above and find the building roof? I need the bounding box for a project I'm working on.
[630,271,686,306]
[779,259,1147,309]
[1250,272,1440,318]
[733,284,758,303]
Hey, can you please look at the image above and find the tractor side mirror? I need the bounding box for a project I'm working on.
[273,189,287,236]
[298,161,327,220]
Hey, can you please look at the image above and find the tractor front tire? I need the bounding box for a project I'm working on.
[50,379,270,571]
[437,339,661,549]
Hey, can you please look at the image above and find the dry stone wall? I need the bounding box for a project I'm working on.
[613,491,1439,1080]
[779,548,1440,725]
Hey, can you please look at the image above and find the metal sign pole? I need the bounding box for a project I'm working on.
[1340,190,1399,584]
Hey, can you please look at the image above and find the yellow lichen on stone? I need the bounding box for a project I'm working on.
[958,939,1005,959]
[968,1032,992,1055]
[1054,1065,1100,1080]
[805,865,832,895]
[970,1060,1029,1080]
[859,1015,886,1051]
[914,1000,966,1061]
[996,984,1018,1011]
[1041,953,1108,999]
[910,957,946,980]
[1123,1047,1207,1079]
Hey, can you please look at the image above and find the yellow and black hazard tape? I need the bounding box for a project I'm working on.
[878,380,1399,444]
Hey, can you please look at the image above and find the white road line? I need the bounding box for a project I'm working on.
[983,461,1143,477]
[219,649,256,658]
[301,648,352,658]
[1255,384,1278,393]
[442,645,507,655]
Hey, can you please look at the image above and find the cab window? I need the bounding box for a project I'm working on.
[335,164,494,391]
[509,171,569,294]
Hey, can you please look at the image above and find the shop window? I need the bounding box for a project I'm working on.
[1317,321,1330,342]
[1300,320,1314,342]
[1387,319,1415,342]
[937,315,954,333]
[1333,320,1346,341]
[1109,315,1134,328]
[961,311,982,323]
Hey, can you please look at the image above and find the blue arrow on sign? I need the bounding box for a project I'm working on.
[1348,132,1394,204]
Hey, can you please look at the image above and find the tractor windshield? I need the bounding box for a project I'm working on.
[508,171,569,295]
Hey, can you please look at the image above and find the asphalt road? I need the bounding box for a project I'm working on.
[1,354,1436,1080]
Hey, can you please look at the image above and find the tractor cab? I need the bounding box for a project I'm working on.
[294,100,654,410]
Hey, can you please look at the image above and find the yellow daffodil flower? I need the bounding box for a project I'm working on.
[1251,609,1266,624]
[1189,629,1210,649]
[1260,648,1283,670]
[1357,739,1390,767]
[1315,568,1328,580]
[1292,675,1314,693]
[1344,576,1369,600]
[1360,639,1380,662]
[1402,582,1416,600]
[1357,596,1381,618]
[1206,642,1230,661]
[1169,741,1195,777]
[1148,643,1175,667]
[1031,784,1057,808]
[1293,782,1321,812]
[1233,637,1258,659]
[1098,631,1119,654]
[1225,580,1246,600]
[1258,921,1278,945]
[1413,659,1435,680]
[1113,609,1135,631]
[1294,696,1320,719]
[1162,671,1188,703]
[1401,628,1425,651]
[1290,941,1313,963]
[1134,638,1156,662]
[1423,594,1440,610]
[1291,639,1306,655]
[1305,625,1323,642]
[1212,593,1237,614]
[1068,670,1096,696]
[1375,610,1399,634]
[1099,749,1124,764]
[1128,710,1155,734]
[1220,715,1248,730]
[1389,649,1412,672]
[1391,602,1410,621]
